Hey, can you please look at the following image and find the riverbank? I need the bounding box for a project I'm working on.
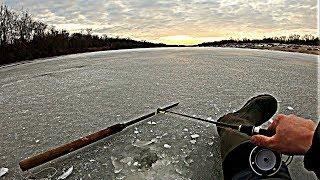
[198,43,319,55]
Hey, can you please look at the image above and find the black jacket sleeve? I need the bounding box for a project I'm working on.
[304,123,320,178]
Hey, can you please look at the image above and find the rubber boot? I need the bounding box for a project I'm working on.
[217,94,277,162]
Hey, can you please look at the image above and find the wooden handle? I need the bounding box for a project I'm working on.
[19,123,125,171]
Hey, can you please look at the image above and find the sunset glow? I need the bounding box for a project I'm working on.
[2,0,318,45]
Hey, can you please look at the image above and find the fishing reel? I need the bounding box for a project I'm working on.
[249,146,282,176]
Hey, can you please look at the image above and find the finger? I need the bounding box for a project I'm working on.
[268,114,286,130]
[250,135,273,148]
[275,114,286,121]
[267,119,277,131]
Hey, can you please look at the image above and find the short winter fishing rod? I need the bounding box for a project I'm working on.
[20,103,179,171]
[159,110,275,137]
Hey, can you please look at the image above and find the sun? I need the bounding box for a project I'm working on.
[158,35,225,45]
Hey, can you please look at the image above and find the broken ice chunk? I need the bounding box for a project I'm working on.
[132,139,157,147]
[206,117,213,121]
[190,134,199,139]
[183,128,188,132]
[287,106,294,110]
[190,140,196,144]
[116,176,126,180]
[111,157,123,174]
[175,165,188,175]
[0,167,8,177]
[120,157,133,166]
[161,159,171,166]
[187,159,194,163]
[163,144,171,148]
[57,166,73,180]
[147,121,156,125]
[133,162,139,166]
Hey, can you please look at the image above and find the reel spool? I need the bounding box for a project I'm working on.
[249,146,282,176]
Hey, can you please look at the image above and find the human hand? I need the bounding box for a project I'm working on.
[250,114,317,155]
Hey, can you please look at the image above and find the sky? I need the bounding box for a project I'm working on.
[2,0,318,45]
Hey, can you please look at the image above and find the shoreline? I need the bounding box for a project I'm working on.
[198,43,319,55]
[248,46,319,55]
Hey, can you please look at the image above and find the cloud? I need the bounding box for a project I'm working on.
[2,0,317,44]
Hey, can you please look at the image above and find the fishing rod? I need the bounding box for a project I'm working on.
[20,102,275,172]
[19,102,179,171]
[159,110,275,137]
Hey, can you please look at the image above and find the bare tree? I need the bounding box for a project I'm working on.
[0,5,12,45]
[86,28,92,35]
[16,10,33,42]
[33,21,47,37]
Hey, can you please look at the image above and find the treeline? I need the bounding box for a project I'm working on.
[198,34,319,47]
[0,5,167,65]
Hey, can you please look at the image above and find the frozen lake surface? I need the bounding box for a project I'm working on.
[0,47,318,179]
